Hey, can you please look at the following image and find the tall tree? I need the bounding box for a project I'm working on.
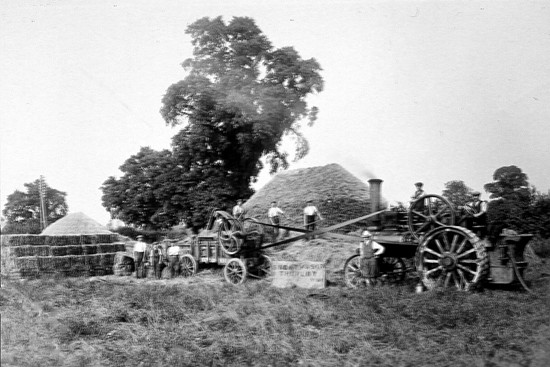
[484,165,532,233]
[103,17,323,230]
[101,147,180,230]
[442,180,473,208]
[163,21,321,174]
[2,179,68,234]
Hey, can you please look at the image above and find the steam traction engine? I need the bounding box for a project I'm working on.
[343,179,533,291]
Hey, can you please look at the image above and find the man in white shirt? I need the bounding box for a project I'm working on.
[268,201,288,242]
[303,200,323,232]
[166,243,181,278]
[133,235,147,279]
[232,199,245,220]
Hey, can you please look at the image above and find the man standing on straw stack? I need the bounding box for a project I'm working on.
[133,235,147,279]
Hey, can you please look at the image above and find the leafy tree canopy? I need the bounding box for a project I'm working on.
[484,165,530,201]
[101,147,179,230]
[161,16,323,180]
[442,180,473,208]
[2,179,68,234]
[103,16,323,231]
[484,166,531,233]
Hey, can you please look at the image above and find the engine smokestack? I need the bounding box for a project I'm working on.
[368,179,383,213]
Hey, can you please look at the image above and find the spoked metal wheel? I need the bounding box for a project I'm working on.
[408,194,455,240]
[179,254,198,277]
[218,218,243,255]
[343,255,364,288]
[379,257,407,284]
[256,255,271,278]
[416,226,488,291]
[224,258,248,285]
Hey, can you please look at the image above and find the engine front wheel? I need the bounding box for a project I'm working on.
[343,255,364,288]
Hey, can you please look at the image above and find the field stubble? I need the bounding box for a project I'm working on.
[1,242,550,367]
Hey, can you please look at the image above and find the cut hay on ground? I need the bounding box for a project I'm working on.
[243,163,373,233]
[41,212,112,235]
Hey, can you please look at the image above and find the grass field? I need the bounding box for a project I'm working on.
[1,238,550,367]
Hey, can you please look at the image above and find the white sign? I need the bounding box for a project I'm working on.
[272,261,326,289]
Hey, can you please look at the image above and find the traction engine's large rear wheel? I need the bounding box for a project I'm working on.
[416,226,488,291]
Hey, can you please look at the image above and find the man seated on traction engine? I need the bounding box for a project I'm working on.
[461,191,488,238]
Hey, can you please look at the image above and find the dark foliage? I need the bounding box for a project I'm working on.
[485,166,550,238]
[2,179,68,234]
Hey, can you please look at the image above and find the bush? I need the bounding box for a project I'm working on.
[530,237,550,258]
[1,221,41,234]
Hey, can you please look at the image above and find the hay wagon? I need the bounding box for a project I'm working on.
[177,210,271,284]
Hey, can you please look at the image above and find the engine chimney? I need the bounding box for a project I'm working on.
[368,179,383,213]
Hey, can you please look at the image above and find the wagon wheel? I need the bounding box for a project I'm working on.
[343,255,364,288]
[379,257,407,284]
[179,254,197,277]
[224,258,248,285]
[415,226,488,291]
[218,218,244,255]
[256,255,272,278]
[408,194,455,241]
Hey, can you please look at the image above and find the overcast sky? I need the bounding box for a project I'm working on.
[1,0,549,225]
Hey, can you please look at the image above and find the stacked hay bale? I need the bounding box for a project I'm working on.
[243,163,373,234]
[1,212,127,279]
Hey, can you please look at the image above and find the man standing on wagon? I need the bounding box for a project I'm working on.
[232,199,245,220]
[303,200,324,239]
[268,201,289,243]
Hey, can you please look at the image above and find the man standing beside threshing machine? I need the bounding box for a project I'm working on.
[167,243,181,278]
[133,235,147,279]
[359,230,385,287]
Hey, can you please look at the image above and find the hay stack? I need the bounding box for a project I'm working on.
[243,163,372,232]
[41,212,112,235]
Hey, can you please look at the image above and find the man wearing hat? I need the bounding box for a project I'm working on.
[232,199,245,220]
[267,201,289,242]
[133,235,147,279]
[411,182,425,201]
[464,191,488,237]
[359,230,385,286]
[303,200,324,234]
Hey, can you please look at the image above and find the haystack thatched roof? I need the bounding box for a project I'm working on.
[41,212,112,235]
[243,164,371,228]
